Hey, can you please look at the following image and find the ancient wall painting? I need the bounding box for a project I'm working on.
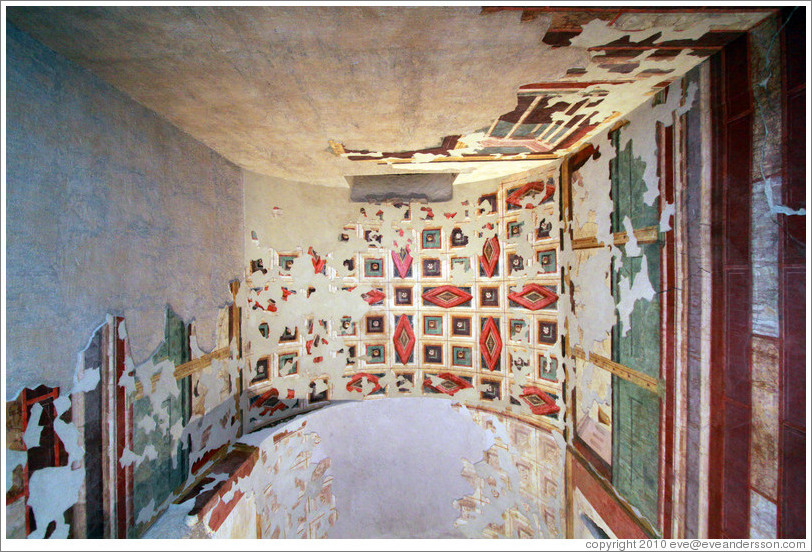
[561,76,700,538]
[4,72,709,541]
[453,408,566,538]
[240,164,566,436]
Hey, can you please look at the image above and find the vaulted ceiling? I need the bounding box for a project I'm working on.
[8,5,773,186]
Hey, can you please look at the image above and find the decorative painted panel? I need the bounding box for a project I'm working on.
[610,130,661,527]
[241,166,564,434]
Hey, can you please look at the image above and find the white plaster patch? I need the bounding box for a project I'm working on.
[623,216,642,257]
[568,249,616,354]
[142,444,159,461]
[620,80,698,206]
[764,176,805,217]
[615,258,657,337]
[71,366,100,395]
[22,402,44,450]
[26,466,84,539]
[53,395,71,417]
[120,447,142,467]
[53,417,84,464]
[660,201,676,231]
[138,414,158,433]
[136,499,157,526]
[571,136,615,246]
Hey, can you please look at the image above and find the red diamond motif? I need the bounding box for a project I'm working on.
[392,315,416,364]
[422,285,473,308]
[423,372,473,396]
[506,181,555,208]
[308,247,326,274]
[392,248,413,278]
[346,373,382,394]
[479,236,500,277]
[508,284,558,310]
[362,288,386,305]
[479,317,502,371]
[519,386,560,416]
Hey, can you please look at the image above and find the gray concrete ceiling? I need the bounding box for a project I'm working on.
[7,6,772,186]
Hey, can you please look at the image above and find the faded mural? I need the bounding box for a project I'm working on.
[6,5,794,543]
[5,79,687,538]
[5,163,569,539]
[240,164,565,431]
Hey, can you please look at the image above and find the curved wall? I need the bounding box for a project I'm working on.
[146,398,566,538]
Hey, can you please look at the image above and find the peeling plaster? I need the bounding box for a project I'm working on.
[240,163,565,427]
[565,77,697,358]
[568,249,616,354]
[23,391,88,539]
[9,68,700,542]
[660,202,677,232]
[138,398,567,539]
[454,407,566,538]
[616,260,657,337]
[572,135,615,247]
[27,467,84,538]
[4,6,782,541]
[623,216,642,257]
[22,403,44,450]
[620,81,697,206]
[752,9,805,218]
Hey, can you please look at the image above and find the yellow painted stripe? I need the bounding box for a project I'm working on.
[134,347,231,399]
[571,225,659,250]
[571,346,660,394]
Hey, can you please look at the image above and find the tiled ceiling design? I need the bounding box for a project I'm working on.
[243,166,564,432]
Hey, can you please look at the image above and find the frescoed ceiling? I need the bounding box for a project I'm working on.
[7,5,773,186]
[336,7,772,167]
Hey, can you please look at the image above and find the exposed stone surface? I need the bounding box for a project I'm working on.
[749,336,780,501]
[749,490,778,539]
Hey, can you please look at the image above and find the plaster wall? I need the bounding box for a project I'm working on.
[302,399,493,538]
[5,23,244,399]
[562,73,702,536]
[746,13,790,539]
[159,398,566,539]
[242,171,359,254]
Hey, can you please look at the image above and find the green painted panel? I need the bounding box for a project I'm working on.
[610,131,662,529]
[611,136,660,230]
[612,380,660,524]
[614,247,661,379]
[131,307,190,536]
